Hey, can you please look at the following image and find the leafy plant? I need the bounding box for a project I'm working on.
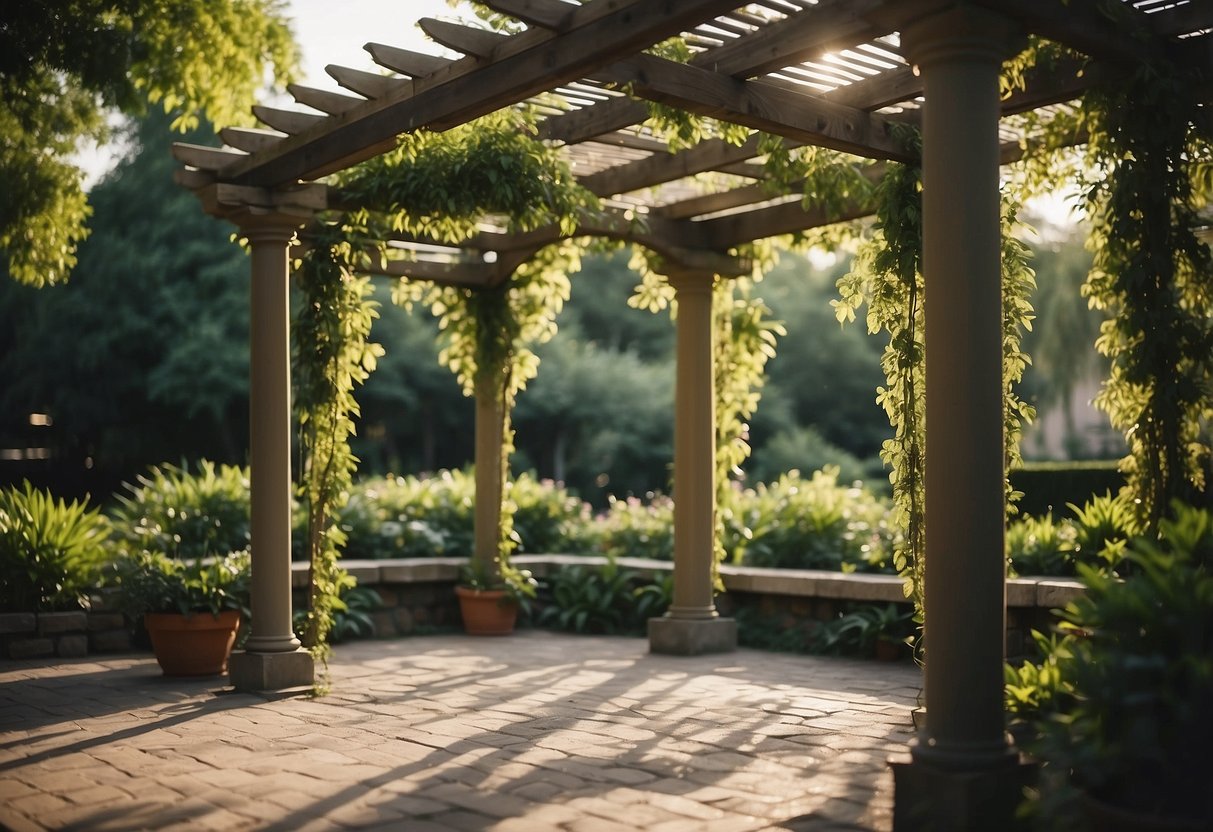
[538,560,672,635]
[1028,504,1213,826]
[509,473,591,555]
[108,548,250,620]
[1006,514,1078,577]
[293,583,381,645]
[1067,491,1136,573]
[809,602,914,658]
[109,461,252,560]
[0,482,110,612]
[729,468,895,573]
[588,493,676,561]
[1004,629,1075,741]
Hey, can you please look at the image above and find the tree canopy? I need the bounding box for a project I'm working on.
[0,0,297,287]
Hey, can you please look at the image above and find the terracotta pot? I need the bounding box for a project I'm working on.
[144,610,241,676]
[455,586,518,636]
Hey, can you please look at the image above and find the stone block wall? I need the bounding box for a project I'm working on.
[0,603,131,661]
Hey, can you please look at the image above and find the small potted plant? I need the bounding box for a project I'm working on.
[109,548,249,675]
[106,463,252,676]
[455,557,537,636]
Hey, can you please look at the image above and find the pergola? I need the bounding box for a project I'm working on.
[172,1,1213,827]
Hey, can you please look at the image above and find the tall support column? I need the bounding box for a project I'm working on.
[649,268,736,655]
[473,373,506,577]
[892,8,1031,830]
[229,215,314,692]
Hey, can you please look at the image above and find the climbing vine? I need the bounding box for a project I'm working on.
[835,133,1037,619]
[1079,55,1213,530]
[293,218,385,677]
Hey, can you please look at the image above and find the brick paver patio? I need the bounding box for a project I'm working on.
[0,632,920,831]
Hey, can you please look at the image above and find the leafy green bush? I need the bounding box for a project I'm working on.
[508,473,591,554]
[1067,490,1137,572]
[0,482,110,611]
[727,468,895,572]
[109,462,251,560]
[810,602,914,657]
[1025,504,1213,826]
[538,559,672,634]
[587,493,675,561]
[1006,514,1078,576]
[338,470,475,559]
[109,549,250,619]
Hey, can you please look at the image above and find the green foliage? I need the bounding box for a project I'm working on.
[1067,490,1137,571]
[1004,630,1075,735]
[294,221,383,664]
[1028,505,1213,825]
[294,583,381,645]
[509,473,592,555]
[538,559,672,635]
[338,471,475,560]
[725,468,894,572]
[810,602,914,658]
[748,426,875,490]
[1006,514,1077,577]
[589,494,676,562]
[0,110,252,487]
[1,0,298,285]
[837,151,1037,616]
[1080,55,1213,530]
[835,153,926,609]
[108,548,250,620]
[109,462,251,560]
[0,482,109,611]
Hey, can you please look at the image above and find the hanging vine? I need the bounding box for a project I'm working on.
[293,217,385,679]
[1079,53,1213,531]
[835,129,1037,619]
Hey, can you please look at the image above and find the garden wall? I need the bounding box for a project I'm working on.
[291,555,1085,661]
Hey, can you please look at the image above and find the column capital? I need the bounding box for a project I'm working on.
[901,5,1022,72]
[191,181,327,240]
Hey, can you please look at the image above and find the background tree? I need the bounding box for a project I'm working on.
[0,0,297,286]
[0,110,252,499]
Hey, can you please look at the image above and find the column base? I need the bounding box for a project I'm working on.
[648,616,737,655]
[891,751,1036,832]
[229,648,314,693]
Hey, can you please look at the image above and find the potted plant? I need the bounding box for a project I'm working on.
[1029,504,1213,830]
[106,463,253,676]
[109,549,249,675]
[455,557,536,636]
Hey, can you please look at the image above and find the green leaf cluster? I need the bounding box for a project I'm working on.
[1,0,298,286]
[1079,55,1213,530]
[0,481,110,612]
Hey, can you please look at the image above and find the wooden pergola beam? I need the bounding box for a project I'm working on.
[221,0,744,187]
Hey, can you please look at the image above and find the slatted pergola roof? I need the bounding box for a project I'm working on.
[172,0,1213,286]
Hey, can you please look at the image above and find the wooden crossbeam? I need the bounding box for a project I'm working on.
[365,43,451,77]
[579,133,766,197]
[220,127,286,153]
[376,257,497,286]
[288,84,363,115]
[326,65,411,99]
[171,142,248,171]
[610,54,914,162]
[224,0,745,187]
[252,106,325,135]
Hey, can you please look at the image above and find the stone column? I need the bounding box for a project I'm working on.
[229,214,314,692]
[893,8,1031,830]
[473,371,506,578]
[649,268,736,655]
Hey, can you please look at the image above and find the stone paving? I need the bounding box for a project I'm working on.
[0,632,921,831]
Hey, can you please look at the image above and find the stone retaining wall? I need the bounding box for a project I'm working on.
[3,556,1082,661]
[291,554,1084,659]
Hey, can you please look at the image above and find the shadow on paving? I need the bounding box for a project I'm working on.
[3,633,920,831]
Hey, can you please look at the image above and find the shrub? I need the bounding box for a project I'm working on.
[538,559,672,634]
[337,470,475,559]
[1067,490,1137,573]
[508,472,592,554]
[728,468,895,572]
[109,462,251,560]
[1006,514,1078,576]
[587,493,675,561]
[0,482,110,611]
[809,602,914,657]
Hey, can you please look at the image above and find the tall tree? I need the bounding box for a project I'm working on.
[0,0,297,286]
[0,110,252,498]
